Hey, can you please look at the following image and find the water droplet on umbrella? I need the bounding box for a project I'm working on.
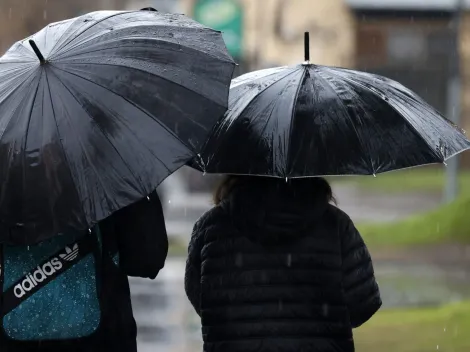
[168,199,171,204]
[286,254,292,267]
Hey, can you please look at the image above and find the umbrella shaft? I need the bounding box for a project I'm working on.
[29,40,46,64]
[304,32,310,62]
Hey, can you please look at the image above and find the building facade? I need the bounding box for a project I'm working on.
[181,0,356,71]
[349,1,470,164]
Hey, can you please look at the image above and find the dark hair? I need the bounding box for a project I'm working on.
[213,175,336,205]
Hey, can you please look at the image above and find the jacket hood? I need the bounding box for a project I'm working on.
[221,180,329,245]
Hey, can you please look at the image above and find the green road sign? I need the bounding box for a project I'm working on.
[193,0,243,58]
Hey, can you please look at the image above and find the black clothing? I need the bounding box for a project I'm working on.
[2,191,168,352]
[185,184,381,352]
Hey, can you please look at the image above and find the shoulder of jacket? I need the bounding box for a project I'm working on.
[194,205,229,232]
[325,203,353,228]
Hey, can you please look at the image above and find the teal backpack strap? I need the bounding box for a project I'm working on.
[1,233,95,317]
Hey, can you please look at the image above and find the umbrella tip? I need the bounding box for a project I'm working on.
[303,32,310,65]
[29,40,46,65]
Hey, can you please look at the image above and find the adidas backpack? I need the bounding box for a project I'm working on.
[0,226,116,341]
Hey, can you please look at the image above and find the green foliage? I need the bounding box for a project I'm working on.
[358,196,470,247]
[331,167,470,194]
[355,301,470,351]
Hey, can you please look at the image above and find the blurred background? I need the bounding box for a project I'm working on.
[1,0,470,351]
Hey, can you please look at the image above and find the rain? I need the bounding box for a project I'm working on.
[0,0,469,352]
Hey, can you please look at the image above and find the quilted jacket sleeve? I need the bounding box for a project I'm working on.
[184,219,205,317]
[341,216,382,328]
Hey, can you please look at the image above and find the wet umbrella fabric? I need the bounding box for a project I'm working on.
[0,10,234,244]
[194,64,470,177]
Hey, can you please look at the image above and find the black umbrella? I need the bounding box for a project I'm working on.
[193,32,470,177]
[0,9,235,244]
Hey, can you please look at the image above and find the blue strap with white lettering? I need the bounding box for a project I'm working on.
[1,233,95,316]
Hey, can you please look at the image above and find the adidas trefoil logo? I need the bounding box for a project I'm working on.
[59,244,79,262]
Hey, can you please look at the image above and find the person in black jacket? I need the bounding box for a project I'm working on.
[3,190,168,352]
[185,176,381,352]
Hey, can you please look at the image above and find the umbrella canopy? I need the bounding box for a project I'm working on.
[193,33,470,178]
[0,9,235,244]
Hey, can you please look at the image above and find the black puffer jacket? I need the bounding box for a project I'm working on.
[185,184,381,352]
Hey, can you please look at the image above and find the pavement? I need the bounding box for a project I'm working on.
[130,260,202,352]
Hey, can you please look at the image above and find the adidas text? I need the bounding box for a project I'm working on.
[13,243,79,298]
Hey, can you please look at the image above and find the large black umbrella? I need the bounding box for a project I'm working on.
[0,9,234,244]
[193,33,470,177]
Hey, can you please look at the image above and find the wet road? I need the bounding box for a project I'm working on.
[130,260,202,352]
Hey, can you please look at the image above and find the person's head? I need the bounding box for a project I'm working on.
[213,175,336,205]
